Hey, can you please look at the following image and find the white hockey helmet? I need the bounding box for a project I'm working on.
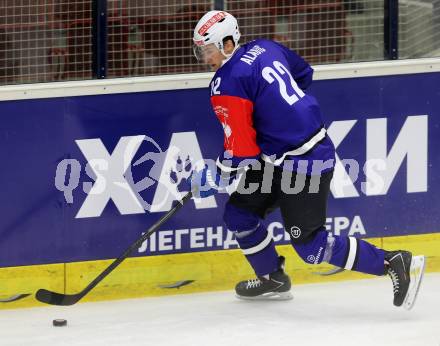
[193,10,241,61]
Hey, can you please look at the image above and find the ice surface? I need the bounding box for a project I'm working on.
[1,274,439,346]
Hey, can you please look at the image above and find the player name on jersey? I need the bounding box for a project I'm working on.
[240,45,266,65]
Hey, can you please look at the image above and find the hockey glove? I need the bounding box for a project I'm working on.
[191,164,232,198]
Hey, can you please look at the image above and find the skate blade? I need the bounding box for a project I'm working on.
[236,291,293,301]
[403,255,426,310]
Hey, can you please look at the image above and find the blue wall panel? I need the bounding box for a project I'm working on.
[0,72,438,267]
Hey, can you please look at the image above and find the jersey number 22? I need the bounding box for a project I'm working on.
[262,61,305,105]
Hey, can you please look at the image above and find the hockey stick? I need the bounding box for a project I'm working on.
[0,294,31,303]
[312,266,345,276]
[36,191,193,306]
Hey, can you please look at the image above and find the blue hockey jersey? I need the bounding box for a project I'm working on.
[210,39,335,175]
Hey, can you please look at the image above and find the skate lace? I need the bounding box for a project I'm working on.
[246,278,262,289]
[388,268,400,294]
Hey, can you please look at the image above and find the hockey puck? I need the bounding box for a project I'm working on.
[52,319,67,327]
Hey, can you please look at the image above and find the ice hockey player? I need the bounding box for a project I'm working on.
[190,10,425,309]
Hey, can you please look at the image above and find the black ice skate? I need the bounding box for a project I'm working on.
[385,250,426,310]
[235,256,292,301]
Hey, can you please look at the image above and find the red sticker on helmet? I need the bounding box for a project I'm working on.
[198,12,227,36]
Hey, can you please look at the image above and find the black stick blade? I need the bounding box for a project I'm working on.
[0,294,31,303]
[35,192,192,306]
[36,289,81,306]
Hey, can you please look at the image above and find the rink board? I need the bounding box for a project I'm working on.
[0,232,439,309]
[0,59,439,309]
